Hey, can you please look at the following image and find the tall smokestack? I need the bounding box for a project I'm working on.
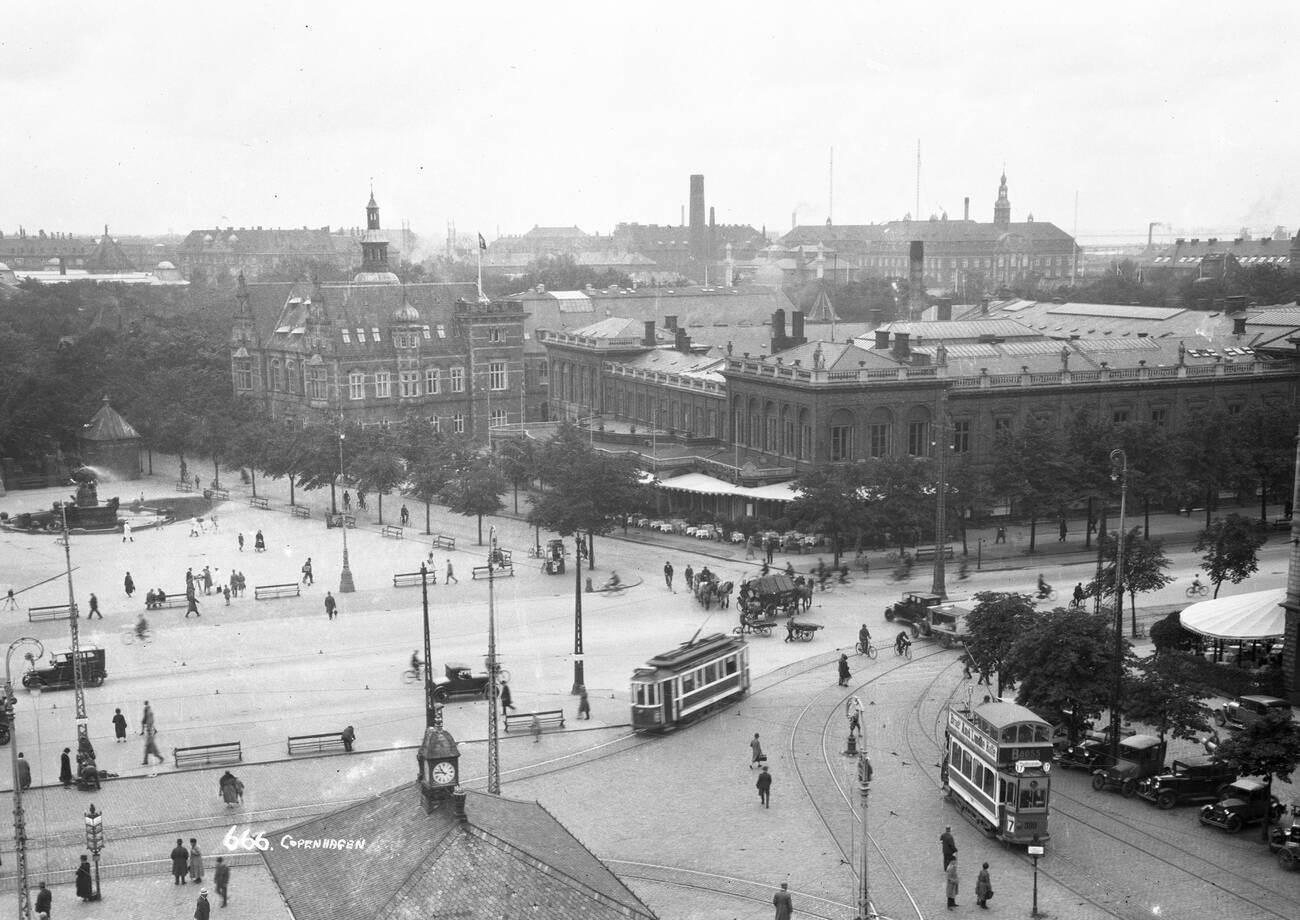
[689,175,706,264]
[908,241,926,319]
[964,197,970,221]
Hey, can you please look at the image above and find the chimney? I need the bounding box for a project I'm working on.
[791,310,805,344]
[1233,316,1247,335]
[980,297,990,315]
[937,298,952,321]
[689,175,706,263]
[874,329,890,349]
[643,320,656,346]
[664,314,678,332]
[908,241,926,316]
[59,256,67,276]
[452,789,468,822]
[893,331,911,359]
[771,309,787,352]
[963,197,970,221]
[1225,295,1248,314]
[675,327,691,353]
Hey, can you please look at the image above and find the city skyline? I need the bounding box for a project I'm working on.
[4,1,1298,247]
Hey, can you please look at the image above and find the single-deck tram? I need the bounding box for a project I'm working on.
[631,633,750,731]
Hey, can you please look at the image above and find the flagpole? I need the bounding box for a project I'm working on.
[476,233,485,303]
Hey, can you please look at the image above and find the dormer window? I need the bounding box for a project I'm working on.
[371,326,381,343]
[436,324,446,338]
[422,325,431,339]
[356,328,367,343]
[489,327,502,343]
[341,329,352,344]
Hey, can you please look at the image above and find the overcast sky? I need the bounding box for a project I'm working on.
[4,1,1297,247]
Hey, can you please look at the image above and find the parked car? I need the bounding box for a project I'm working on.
[884,592,943,637]
[927,602,974,649]
[21,648,107,691]
[1198,779,1284,833]
[1213,695,1292,731]
[1092,734,1168,795]
[1135,756,1238,809]
[1268,806,1300,871]
[431,663,491,703]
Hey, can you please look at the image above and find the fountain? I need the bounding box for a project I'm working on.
[0,467,168,535]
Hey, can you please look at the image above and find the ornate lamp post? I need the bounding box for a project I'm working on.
[485,527,502,794]
[338,431,355,593]
[571,531,585,695]
[83,804,104,900]
[58,506,98,785]
[847,696,874,920]
[419,563,434,726]
[1108,448,1128,766]
[7,636,44,920]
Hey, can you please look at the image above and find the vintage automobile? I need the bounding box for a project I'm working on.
[884,592,943,638]
[927,602,974,649]
[1135,756,1238,809]
[22,648,107,691]
[1091,734,1168,794]
[1198,778,1283,833]
[431,663,492,703]
[1212,695,1292,731]
[1267,806,1300,870]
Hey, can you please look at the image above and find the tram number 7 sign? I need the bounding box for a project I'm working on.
[1005,815,1015,835]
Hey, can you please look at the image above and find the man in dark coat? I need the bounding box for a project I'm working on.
[124,571,135,596]
[171,838,190,884]
[756,765,772,808]
[194,888,211,920]
[76,854,94,900]
[837,654,851,687]
[34,882,51,917]
[17,753,31,789]
[940,825,957,868]
[60,747,74,786]
[213,857,230,906]
[341,725,356,752]
[324,591,337,620]
[499,682,516,712]
[112,708,128,741]
[773,882,793,920]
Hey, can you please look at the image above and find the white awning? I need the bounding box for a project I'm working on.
[1179,588,1287,641]
[656,472,800,503]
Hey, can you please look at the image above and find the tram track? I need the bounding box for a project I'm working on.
[607,861,853,920]
[905,662,1300,920]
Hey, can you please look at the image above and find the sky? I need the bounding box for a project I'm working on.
[3,1,1299,248]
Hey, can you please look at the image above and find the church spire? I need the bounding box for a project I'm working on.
[993,168,1011,227]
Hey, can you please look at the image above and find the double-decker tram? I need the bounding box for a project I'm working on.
[631,633,750,731]
[944,698,1053,844]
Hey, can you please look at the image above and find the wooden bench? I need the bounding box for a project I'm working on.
[204,487,230,501]
[287,732,349,756]
[504,709,566,733]
[431,534,456,550]
[290,505,311,518]
[173,741,242,769]
[382,524,403,539]
[175,480,194,492]
[393,571,430,588]
[255,583,301,601]
[146,593,191,611]
[249,496,271,510]
[913,546,955,563]
[472,563,513,580]
[28,605,72,622]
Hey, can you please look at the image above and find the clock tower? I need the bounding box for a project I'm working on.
[416,704,461,811]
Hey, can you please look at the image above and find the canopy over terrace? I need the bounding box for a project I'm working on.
[1180,589,1287,641]
[656,471,800,520]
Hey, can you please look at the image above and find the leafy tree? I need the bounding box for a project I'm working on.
[400,418,474,533]
[1175,407,1249,529]
[1148,611,1201,656]
[789,463,869,565]
[1089,527,1174,636]
[1212,709,1300,840]
[347,426,406,524]
[1122,656,1211,743]
[859,455,932,552]
[986,416,1068,552]
[962,591,1036,697]
[1194,514,1267,597]
[1233,404,1298,521]
[1006,607,1126,733]
[441,456,506,544]
[495,437,538,515]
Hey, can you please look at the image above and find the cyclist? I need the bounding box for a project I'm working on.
[135,614,149,641]
[1190,575,1204,592]
[858,623,872,653]
[1072,582,1085,607]
[606,571,622,590]
[894,631,912,655]
[410,650,423,678]
[1037,574,1051,599]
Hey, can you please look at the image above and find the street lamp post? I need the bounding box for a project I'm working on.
[847,696,874,920]
[571,532,585,695]
[486,528,502,794]
[7,637,45,920]
[338,432,355,593]
[83,804,104,900]
[1108,448,1128,766]
[419,564,434,725]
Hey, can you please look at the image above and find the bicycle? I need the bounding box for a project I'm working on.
[1035,585,1057,602]
[855,640,878,659]
[1185,582,1209,598]
[403,667,423,684]
[526,545,543,559]
[894,641,913,660]
[121,627,150,646]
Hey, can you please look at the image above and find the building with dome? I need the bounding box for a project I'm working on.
[231,193,531,434]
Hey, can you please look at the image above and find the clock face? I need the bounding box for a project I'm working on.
[431,761,457,785]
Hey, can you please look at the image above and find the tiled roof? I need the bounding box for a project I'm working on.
[782,218,1075,247]
[79,398,140,441]
[262,784,655,920]
[873,319,1040,342]
[567,316,648,340]
[244,281,479,343]
[773,339,896,371]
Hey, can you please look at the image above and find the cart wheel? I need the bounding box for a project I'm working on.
[1156,790,1177,810]
[91,675,105,687]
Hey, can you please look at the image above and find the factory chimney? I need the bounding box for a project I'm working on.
[689,174,706,264]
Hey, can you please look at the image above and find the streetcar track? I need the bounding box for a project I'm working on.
[609,861,853,920]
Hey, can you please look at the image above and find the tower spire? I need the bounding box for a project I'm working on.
[993,167,1011,227]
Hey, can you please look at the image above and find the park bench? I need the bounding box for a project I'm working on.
[204,487,230,501]
[472,563,513,580]
[290,505,311,519]
[326,513,357,529]
[431,534,456,551]
[249,496,270,510]
[147,593,191,611]
[287,732,349,756]
[255,583,301,601]
[393,571,431,588]
[27,605,72,623]
[173,741,242,769]
[913,546,955,564]
[175,479,194,492]
[382,524,404,539]
[503,710,566,733]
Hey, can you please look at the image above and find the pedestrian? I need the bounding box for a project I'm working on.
[112,708,127,742]
[945,857,959,910]
[530,713,542,743]
[977,665,991,686]
[189,838,204,882]
[219,770,243,808]
[237,532,244,552]
[684,565,694,590]
[143,724,164,765]
[122,520,133,542]
[773,882,793,920]
[60,747,74,786]
[664,561,674,591]
[194,888,211,920]
[837,653,851,687]
[994,525,1006,544]
[745,535,756,560]
[34,882,51,917]
[766,538,775,564]
[254,530,265,552]
[342,490,351,511]
[301,557,313,586]
[1058,517,1068,542]
[3,588,16,609]
[141,700,155,731]
[445,559,458,584]
[185,594,201,618]
[222,585,230,605]
[357,490,367,511]
[124,571,135,597]
[171,838,189,884]
[324,591,337,620]
[750,732,765,769]
[17,753,31,789]
[976,862,992,909]
[341,725,356,752]
[940,825,957,868]
[213,857,230,907]
[756,764,772,807]
[203,566,213,595]
[962,657,973,681]
[577,686,591,720]
[87,593,101,618]
[400,504,410,525]
[76,853,93,900]
[500,682,516,712]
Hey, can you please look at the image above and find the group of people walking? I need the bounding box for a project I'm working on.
[941,825,994,910]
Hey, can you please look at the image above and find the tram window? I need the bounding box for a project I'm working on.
[982,769,995,798]
[1019,725,1038,744]
[682,673,695,693]
[705,663,717,683]
[1035,724,1050,743]
[725,656,738,675]
[961,750,972,775]
[1001,727,1016,744]
[1019,780,1046,809]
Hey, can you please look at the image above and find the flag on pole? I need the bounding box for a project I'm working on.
[478,233,487,251]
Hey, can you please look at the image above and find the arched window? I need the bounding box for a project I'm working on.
[798,408,812,460]
[748,397,760,448]
[763,401,777,453]
[906,405,933,457]
[270,359,283,392]
[868,407,894,458]
[284,359,297,394]
[828,408,855,461]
